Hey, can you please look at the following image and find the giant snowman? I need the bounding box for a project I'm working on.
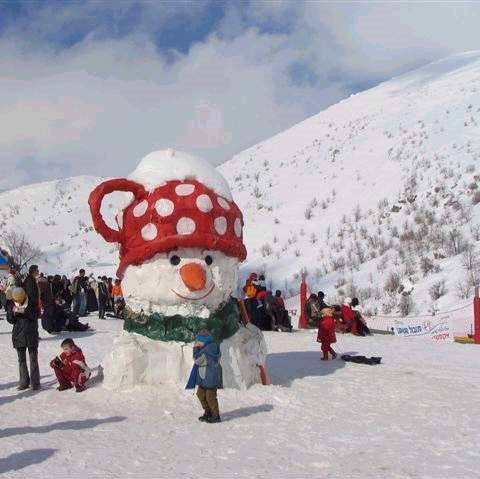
[88,149,267,390]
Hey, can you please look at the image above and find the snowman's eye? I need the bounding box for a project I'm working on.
[170,255,181,266]
[204,255,213,266]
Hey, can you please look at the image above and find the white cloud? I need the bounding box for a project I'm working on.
[1,2,480,190]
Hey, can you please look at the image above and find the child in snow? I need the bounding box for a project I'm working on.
[50,338,91,392]
[188,328,222,423]
[317,308,337,361]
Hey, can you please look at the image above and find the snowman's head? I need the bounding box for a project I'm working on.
[89,149,247,317]
[122,247,239,317]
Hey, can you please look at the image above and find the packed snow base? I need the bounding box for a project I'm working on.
[1,314,480,479]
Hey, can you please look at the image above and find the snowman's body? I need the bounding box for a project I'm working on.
[89,150,267,390]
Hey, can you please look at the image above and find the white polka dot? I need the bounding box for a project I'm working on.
[177,217,196,235]
[155,198,174,217]
[133,200,148,217]
[196,194,213,213]
[234,218,242,237]
[217,197,231,210]
[175,184,195,196]
[141,223,157,241]
[214,217,227,235]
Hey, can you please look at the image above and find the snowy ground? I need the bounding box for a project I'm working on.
[1,313,480,479]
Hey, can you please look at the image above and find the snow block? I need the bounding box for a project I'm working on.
[103,323,267,390]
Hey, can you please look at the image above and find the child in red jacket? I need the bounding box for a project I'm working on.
[50,338,91,392]
[317,307,337,360]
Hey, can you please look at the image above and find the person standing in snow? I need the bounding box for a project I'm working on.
[305,293,321,328]
[97,276,109,319]
[317,291,329,310]
[50,338,91,392]
[6,287,40,390]
[317,307,337,360]
[72,269,88,317]
[23,265,41,319]
[188,329,222,423]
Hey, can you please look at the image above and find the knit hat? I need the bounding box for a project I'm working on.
[89,150,247,278]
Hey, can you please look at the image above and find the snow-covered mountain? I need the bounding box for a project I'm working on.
[219,51,480,315]
[1,51,480,315]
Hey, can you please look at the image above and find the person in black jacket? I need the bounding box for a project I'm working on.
[317,291,330,311]
[23,264,40,319]
[97,276,108,319]
[6,287,40,390]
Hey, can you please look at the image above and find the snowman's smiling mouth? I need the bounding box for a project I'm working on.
[171,283,215,301]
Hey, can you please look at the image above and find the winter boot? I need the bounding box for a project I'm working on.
[75,384,87,393]
[330,348,337,359]
[321,350,329,361]
[57,384,73,391]
[198,411,212,422]
[206,415,222,424]
[17,384,29,391]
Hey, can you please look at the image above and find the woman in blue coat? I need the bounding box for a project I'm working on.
[188,328,222,423]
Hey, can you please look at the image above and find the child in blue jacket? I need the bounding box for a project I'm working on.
[190,328,222,423]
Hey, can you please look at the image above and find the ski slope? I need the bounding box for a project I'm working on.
[1,313,479,479]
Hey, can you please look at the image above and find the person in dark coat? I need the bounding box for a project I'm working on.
[317,291,329,310]
[61,275,72,307]
[23,264,40,319]
[6,287,40,390]
[305,293,321,328]
[72,269,89,317]
[97,276,108,319]
[192,329,222,423]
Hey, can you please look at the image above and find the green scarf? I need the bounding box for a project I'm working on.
[123,297,241,343]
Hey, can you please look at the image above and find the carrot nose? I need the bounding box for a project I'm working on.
[180,263,206,291]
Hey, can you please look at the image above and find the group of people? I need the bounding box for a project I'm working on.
[306,292,372,360]
[2,264,92,392]
[242,272,292,332]
[68,269,125,320]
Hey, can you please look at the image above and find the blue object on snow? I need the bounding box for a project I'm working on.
[185,364,199,390]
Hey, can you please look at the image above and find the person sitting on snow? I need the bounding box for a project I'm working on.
[112,279,125,318]
[272,290,292,332]
[305,293,321,328]
[317,291,329,310]
[50,338,91,392]
[340,297,358,335]
[317,307,337,360]
[351,298,372,336]
[187,328,222,423]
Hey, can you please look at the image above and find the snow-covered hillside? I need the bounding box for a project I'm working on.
[220,51,480,315]
[1,52,480,315]
[0,176,121,276]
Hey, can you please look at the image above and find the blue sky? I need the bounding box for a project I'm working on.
[0,1,479,189]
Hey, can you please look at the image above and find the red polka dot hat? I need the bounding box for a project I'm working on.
[88,150,247,278]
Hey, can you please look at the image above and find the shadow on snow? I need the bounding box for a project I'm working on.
[0,449,57,474]
[0,416,126,439]
[266,350,356,386]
